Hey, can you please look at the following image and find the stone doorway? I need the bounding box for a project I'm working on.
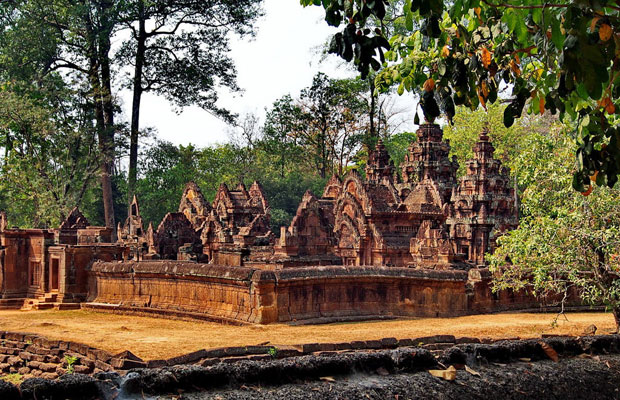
[50,258,59,291]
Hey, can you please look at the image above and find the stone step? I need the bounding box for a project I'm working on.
[33,303,54,310]
[0,298,27,309]
[55,303,81,311]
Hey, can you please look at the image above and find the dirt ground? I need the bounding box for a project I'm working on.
[0,310,614,360]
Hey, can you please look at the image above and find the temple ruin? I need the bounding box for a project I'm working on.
[0,124,533,323]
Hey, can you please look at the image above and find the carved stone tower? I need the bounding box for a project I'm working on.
[400,123,458,203]
[365,139,395,184]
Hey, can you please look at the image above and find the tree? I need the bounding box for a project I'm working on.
[116,0,263,206]
[443,102,555,178]
[487,127,620,332]
[301,0,620,193]
[262,95,304,178]
[0,0,119,233]
[269,73,370,178]
[0,86,101,228]
[136,141,199,226]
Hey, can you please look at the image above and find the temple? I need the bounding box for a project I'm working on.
[0,124,532,323]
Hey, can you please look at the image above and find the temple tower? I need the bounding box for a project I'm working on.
[400,123,458,203]
[446,126,518,265]
[365,139,395,184]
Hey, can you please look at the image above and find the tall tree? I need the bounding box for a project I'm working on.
[116,0,263,207]
[0,0,118,230]
[0,85,101,228]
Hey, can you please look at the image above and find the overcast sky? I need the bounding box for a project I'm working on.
[119,0,354,148]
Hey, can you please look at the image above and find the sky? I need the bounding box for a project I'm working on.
[121,0,355,148]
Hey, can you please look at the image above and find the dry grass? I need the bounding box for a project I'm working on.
[0,310,614,360]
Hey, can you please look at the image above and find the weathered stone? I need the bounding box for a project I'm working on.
[39,362,59,372]
[7,356,23,367]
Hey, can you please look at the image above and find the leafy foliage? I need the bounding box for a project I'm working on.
[302,0,620,192]
[488,124,620,328]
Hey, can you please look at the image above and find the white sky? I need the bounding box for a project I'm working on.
[121,0,355,147]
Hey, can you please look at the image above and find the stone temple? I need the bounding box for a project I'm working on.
[0,124,537,324]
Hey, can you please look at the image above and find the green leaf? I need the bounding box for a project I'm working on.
[405,11,414,31]
[551,17,564,49]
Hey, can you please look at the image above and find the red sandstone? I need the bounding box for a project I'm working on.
[0,124,538,323]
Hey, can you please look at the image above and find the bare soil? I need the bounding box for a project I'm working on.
[0,309,614,360]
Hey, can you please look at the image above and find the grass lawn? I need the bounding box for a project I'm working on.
[0,310,614,360]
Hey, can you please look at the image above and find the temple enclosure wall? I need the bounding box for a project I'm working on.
[87,261,548,324]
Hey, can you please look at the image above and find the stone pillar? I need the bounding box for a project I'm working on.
[249,270,278,324]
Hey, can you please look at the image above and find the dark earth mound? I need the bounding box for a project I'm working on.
[2,335,620,399]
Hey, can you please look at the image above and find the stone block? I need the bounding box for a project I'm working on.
[68,342,90,355]
[0,346,18,355]
[146,360,167,368]
[46,356,60,364]
[94,360,112,372]
[34,337,60,349]
[7,356,23,367]
[73,365,92,374]
[27,361,42,369]
[18,367,30,375]
[381,337,399,348]
[110,358,146,370]
[271,346,302,358]
[87,348,112,363]
[294,343,321,353]
[350,341,366,350]
[247,354,271,361]
[198,358,219,367]
[456,337,481,344]
[423,343,455,350]
[4,332,25,342]
[0,363,10,372]
[318,343,337,352]
[79,357,95,369]
[39,363,58,372]
[19,351,34,361]
[41,372,58,380]
[364,340,383,349]
[201,348,227,358]
[166,349,207,366]
[334,342,352,351]
[415,335,456,345]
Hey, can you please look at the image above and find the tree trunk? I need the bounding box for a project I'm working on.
[369,78,376,145]
[613,307,620,333]
[85,0,115,238]
[128,3,146,207]
[98,0,117,240]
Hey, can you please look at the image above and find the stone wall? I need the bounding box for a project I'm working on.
[87,262,557,324]
[268,266,469,321]
[0,331,134,380]
[87,261,273,324]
